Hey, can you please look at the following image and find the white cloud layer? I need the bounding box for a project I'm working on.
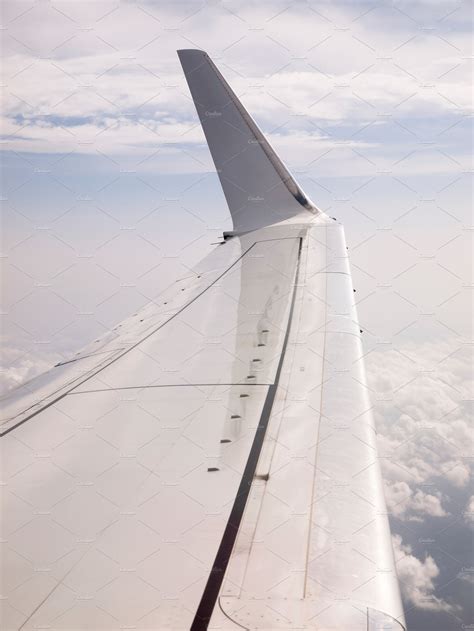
[392,534,457,613]
[1,0,472,176]
[366,338,472,519]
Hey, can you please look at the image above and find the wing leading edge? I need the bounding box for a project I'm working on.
[0,51,405,631]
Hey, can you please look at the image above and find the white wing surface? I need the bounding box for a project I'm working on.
[0,50,405,631]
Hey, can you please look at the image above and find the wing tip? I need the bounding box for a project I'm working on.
[177,48,207,60]
[177,49,211,75]
[177,48,322,229]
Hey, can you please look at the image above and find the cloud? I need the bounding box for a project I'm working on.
[385,481,448,521]
[392,534,457,613]
[1,0,471,176]
[0,344,60,396]
[464,495,474,526]
[459,569,474,586]
[366,339,473,519]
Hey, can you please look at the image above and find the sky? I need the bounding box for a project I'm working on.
[1,0,473,629]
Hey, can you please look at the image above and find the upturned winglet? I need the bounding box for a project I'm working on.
[178,49,319,233]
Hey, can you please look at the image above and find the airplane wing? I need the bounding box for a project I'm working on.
[0,50,406,631]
